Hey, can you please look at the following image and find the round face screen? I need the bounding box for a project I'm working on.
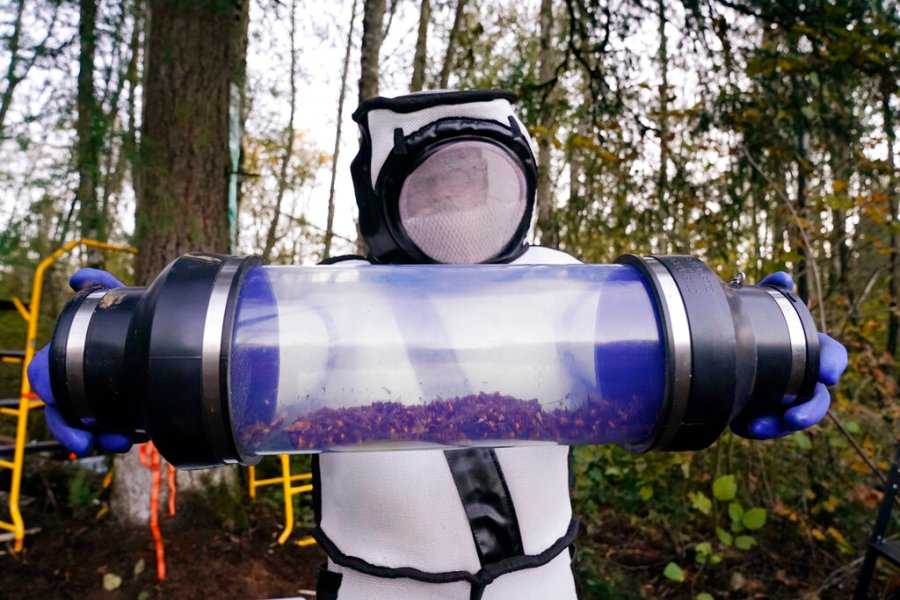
[397,141,527,264]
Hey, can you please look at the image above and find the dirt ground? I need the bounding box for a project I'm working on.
[0,454,326,600]
[0,504,326,600]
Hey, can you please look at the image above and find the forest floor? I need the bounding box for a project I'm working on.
[576,509,897,600]
[0,455,324,600]
[0,495,325,600]
[0,453,897,599]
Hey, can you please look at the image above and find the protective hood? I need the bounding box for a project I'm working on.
[350,90,537,264]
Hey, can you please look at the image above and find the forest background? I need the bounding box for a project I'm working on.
[0,0,898,598]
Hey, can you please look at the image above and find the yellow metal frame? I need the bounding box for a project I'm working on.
[248,455,317,546]
[1,239,136,551]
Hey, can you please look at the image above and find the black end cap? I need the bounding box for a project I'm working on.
[616,255,737,452]
[651,256,737,451]
[137,254,262,469]
[83,287,148,432]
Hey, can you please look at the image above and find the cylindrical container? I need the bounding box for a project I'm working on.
[48,254,819,468]
[231,262,666,457]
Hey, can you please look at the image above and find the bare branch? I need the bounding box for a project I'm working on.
[263,0,298,262]
[323,0,360,260]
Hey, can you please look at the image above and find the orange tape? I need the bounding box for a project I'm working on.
[140,443,168,580]
[167,464,176,517]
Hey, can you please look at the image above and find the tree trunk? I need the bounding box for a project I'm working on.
[359,0,386,105]
[883,76,899,359]
[98,6,140,237]
[0,1,60,139]
[0,0,25,139]
[828,133,852,306]
[356,0,386,255]
[410,0,430,92]
[113,0,250,527]
[564,128,582,254]
[125,0,144,208]
[535,0,558,247]
[382,0,399,40]
[324,0,360,259]
[794,115,811,303]
[0,0,25,140]
[439,0,468,89]
[656,0,670,254]
[133,0,248,283]
[262,0,299,262]
[76,0,104,268]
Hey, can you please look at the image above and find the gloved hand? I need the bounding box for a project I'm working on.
[731,271,848,440]
[27,268,134,456]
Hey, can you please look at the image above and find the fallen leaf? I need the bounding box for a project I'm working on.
[663,561,685,582]
[103,573,122,591]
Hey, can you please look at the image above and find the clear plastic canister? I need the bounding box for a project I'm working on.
[48,252,821,468]
[230,263,666,455]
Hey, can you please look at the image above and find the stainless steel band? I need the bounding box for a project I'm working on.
[65,289,107,422]
[640,257,693,450]
[201,258,244,464]
[764,287,808,398]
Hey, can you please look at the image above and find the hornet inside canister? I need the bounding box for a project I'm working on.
[48,253,819,469]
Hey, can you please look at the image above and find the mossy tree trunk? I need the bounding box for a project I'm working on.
[76,0,104,268]
[535,0,558,248]
[133,0,248,283]
[112,0,250,527]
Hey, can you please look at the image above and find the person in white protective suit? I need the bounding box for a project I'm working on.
[310,89,583,600]
[316,90,850,598]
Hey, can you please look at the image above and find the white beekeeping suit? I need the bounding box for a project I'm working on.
[310,91,582,600]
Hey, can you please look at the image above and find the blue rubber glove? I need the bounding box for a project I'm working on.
[731,271,849,440]
[27,268,134,456]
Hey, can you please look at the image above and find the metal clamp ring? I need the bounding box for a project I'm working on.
[66,289,107,423]
[643,257,693,449]
[764,287,807,398]
[201,259,244,464]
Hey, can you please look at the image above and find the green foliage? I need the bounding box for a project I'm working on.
[571,444,695,519]
[688,473,768,562]
[689,491,712,515]
[714,526,733,546]
[663,562,685,582]
[195,472,250,532]
[792,431,812,450]
[734,535,756,550]
[555,1,900,594]
[743,507,767,530]
[68,469,102,510]
[694,541,722,566]
[712,475,736,502]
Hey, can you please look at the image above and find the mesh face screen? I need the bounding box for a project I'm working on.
[398,141,527,264]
